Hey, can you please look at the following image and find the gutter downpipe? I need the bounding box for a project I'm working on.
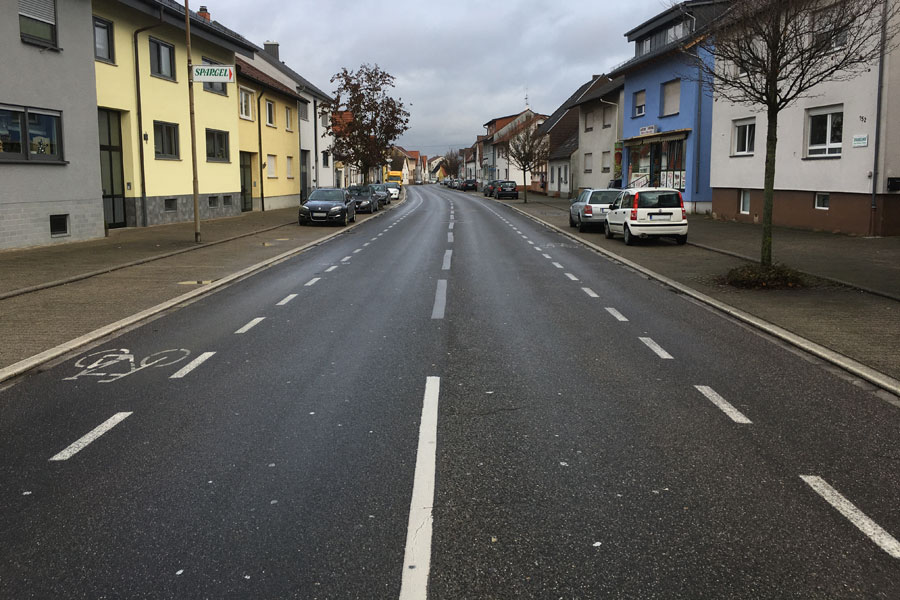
[870,0,888,237]
[133,8,165,228]
[694,51,704,214]
[256,91,266,211]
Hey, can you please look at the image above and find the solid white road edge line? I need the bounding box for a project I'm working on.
[639,337,674,359]
[235,317,265,334]
[800,475,900,559]
[431,280,447,319]
[276,294,298,306]
[49,412,132,461]
[442,250,452,271]
[399,376,441,600]
[605,307,628,321]
[170,351,216,379]
[694,385,752,424]
[305,277,321,287]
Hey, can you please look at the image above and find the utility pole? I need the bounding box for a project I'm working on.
[184,0,201,243]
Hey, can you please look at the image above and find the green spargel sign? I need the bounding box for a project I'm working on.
[192,65,235,83]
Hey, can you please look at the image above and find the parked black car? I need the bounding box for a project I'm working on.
[299,188,356,226]
[460,179,477,191]
[351,186,380,213]
[483,180,500,196]
[368,183,390,208]
[494,181,519,199]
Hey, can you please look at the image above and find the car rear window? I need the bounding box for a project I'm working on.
[589,191,618,205]
[500,182,516,188]
[637,191,681,208]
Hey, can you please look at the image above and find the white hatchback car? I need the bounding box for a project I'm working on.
[604,187,688,245]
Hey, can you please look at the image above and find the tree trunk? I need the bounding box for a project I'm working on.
[761,105,778,266]
[523,168,528,204]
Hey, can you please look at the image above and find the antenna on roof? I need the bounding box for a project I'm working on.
[525,87,530,110]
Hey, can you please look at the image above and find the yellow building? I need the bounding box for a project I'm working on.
[91,0,255,227]
[234,56,303,211]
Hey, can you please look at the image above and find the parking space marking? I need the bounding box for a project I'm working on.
[170,352,217,379]
[565,273,579,281]
[605,307,628,321]
[235,317,266,334]
[325,266,338,273]
[400,376,441,600]
[694,385,752,424]
[276,294,298,306]
[639,337,674,359]
[552,262,564,269]
[49,412,133,461]
[431,280,448,319]
[582,287,599,298]
[442,250,453,271]
[801,476,900,558]
[305,277,321,286]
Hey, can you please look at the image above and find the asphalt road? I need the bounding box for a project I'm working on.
[1,185,898,598]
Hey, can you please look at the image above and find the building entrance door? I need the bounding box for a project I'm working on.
[239,152,253,211]
[98,109,126,228]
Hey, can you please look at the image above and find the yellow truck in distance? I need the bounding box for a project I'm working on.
[386,171,403,186]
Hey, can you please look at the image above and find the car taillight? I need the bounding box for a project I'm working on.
[679,192,686,219]
[584,204,593,216]
[631,193,639,221]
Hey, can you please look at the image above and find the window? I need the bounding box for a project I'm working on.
[208,196,219,208]
[601,151,611,173]
[239,88,253,120]
[223,195,233,206]
[740,189,751,214]
[550,167,555,183]
[734,119,756,155]
[299,102,309,121]
[807,107,843,156]
[0,105,62,162]
[666,22,685,44]
[814,10,849,52]
[815,192,830,210]
[149,38,175,80]
[19,0,57,47]
[164,198,177,212]
[93,16,114,62]
[322,151,330,167]
[584,153,593,173]
[286,155,294,178]
[205,129,229,162]
[285,107,292,131]
[202,57,226,95]
[661,79,680,116]
[321,113,329,127]
[153,121,179,159]
[634,90,646,117]
[266,101,275,127]
[563,165,568,184]
[49,214,68,236]
[267,154,276,178]
[639,38,651,56]
[602,106,612,128]
[585,110,594,132]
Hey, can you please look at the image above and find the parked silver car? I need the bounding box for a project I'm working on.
[569,188,620,232]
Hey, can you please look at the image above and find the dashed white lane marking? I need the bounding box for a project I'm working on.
[431,280,447,319]
[49,412,132,461]
[639,337,674,359]
[170,352,217,379]
[353,248,362,254]
[341,256,352,262]
[276,294,298,306]
[527,240,534,244]
[534,247,543,252]
[235,317,265,334]
[565,273,579,281]
[325,266,338,273]
[542,254,552,259]
[442,250,453,271]
[305,277,321,286]
[552,262,564,269]
[400,376,441,600]
[605,307,629,321]
[371,237,378,241]
[378,233,384,237]
[800,475,900,559]
[582,287,599,298]
[448,222,454,230]
[363,242,370,247]
[694,385,752,424]
[448,232,454,243]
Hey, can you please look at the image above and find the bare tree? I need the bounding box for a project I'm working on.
[691,0,899,266]
[507,125,549,203]
[442,150,461,179]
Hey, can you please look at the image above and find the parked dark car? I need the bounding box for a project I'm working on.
[299,188,356,226]
[368,183,390,208]
[460,179,477,191]
[351,186,380,213]
[494,181,519,199]
[483,180,500,196]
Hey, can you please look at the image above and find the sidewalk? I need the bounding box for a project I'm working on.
[487,191,900,384]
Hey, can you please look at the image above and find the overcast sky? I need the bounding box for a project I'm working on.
[203,0,669,156]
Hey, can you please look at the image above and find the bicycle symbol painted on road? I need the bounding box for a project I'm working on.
[64,348,190,383]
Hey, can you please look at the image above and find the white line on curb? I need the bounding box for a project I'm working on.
[170,352,216,379]
[694,385,752,424]
[801,475,900,559]
[235,317,265,334]
[276,294,298,306]
[49,412,132,461]
[639,337,673,359]
[605,307,628,321]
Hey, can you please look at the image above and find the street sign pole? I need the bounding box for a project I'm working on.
[184,0,201,243]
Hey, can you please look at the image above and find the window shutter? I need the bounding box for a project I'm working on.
[663,80,681,115]
[19,0,55,24]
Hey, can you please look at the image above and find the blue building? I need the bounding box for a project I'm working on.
[609,1,727,213]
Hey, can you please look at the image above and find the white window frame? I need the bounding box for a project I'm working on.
[733,118,756,155]
[661,79,680,116]
[285,107,292,131]
[267,154,276,178]
[265,100,276,127]
[584,153,593,173]
[584,110,594,132]
[602,106,612,128]
[601,151,611,173]
[815,192,830,210]
[807,106,843,157]
[634,90,646,117]
[286,155,294,179]
[299,102,309,121]
[239,87,254,120]
[740,189,751,214]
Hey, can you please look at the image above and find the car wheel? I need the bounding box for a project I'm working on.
[350,210,356,223]
[569,212,576,227]
[604,221,614,239]
[675,234,688,245]
[343,211,349,227]
[578,218,589,233]
[623,225,635,246]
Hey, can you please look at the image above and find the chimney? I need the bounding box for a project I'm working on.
[264,41,280,60]
[197,6,211,21]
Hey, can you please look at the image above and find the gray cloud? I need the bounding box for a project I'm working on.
[203,0,667,154]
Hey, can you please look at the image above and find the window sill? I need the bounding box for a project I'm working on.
[95,58,117,66]
[585,128,593,133]
[207,158,231,163]
[814,206,830,211]
[21,36,61,51]
[266,123,277,128]
[155,156,181,161]
[660,112,680,118]
[150,73,177,83]
[584,170,593,174]
[239,115,254,122]
[739,211,750,216]
[202,88,228,97]
[0,158,68,165]
[602,124,612,129]
[802,155,842,161]
[50,233,71,238]
[729,153,754,158]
